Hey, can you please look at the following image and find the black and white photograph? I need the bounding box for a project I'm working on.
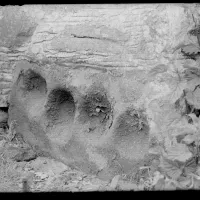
[0,3,200,192]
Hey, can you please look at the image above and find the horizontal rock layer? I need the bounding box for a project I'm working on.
[0,4,199,106]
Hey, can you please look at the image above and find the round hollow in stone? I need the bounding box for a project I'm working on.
[45,88,75,123]
[79,91,111,124]
[18,69,47,94]
[114,109,149,138]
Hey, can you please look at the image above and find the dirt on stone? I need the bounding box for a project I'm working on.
[0,135,198,192]
[0,138,111,192]
[79,88,112,128]
[22,69,47,93]
[45,88,75,124]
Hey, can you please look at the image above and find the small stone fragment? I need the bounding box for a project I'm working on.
[96,107,101,113]
[110,175,120,189]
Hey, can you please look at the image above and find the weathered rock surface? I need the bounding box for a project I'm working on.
[1,4,200,180]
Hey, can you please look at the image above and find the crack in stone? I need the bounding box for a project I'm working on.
[71,34,118,43]
[193,84,200,92]
[33,39,53,44]
[71,34,102,40]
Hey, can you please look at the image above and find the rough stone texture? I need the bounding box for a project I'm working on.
[1,4,200,180]
[0,110,8,123]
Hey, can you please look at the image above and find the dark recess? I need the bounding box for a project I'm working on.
[181,49,200,61]
[114,109,149,138]
[175,90,200,122]
[80,91,111,124]
[182,25,200,60]
[0,107,9,130]
[45,88,75,122]
[21,69,47,93]
[0,107,8,113]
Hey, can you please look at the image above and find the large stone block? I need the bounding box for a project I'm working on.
[1,4,200,180]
